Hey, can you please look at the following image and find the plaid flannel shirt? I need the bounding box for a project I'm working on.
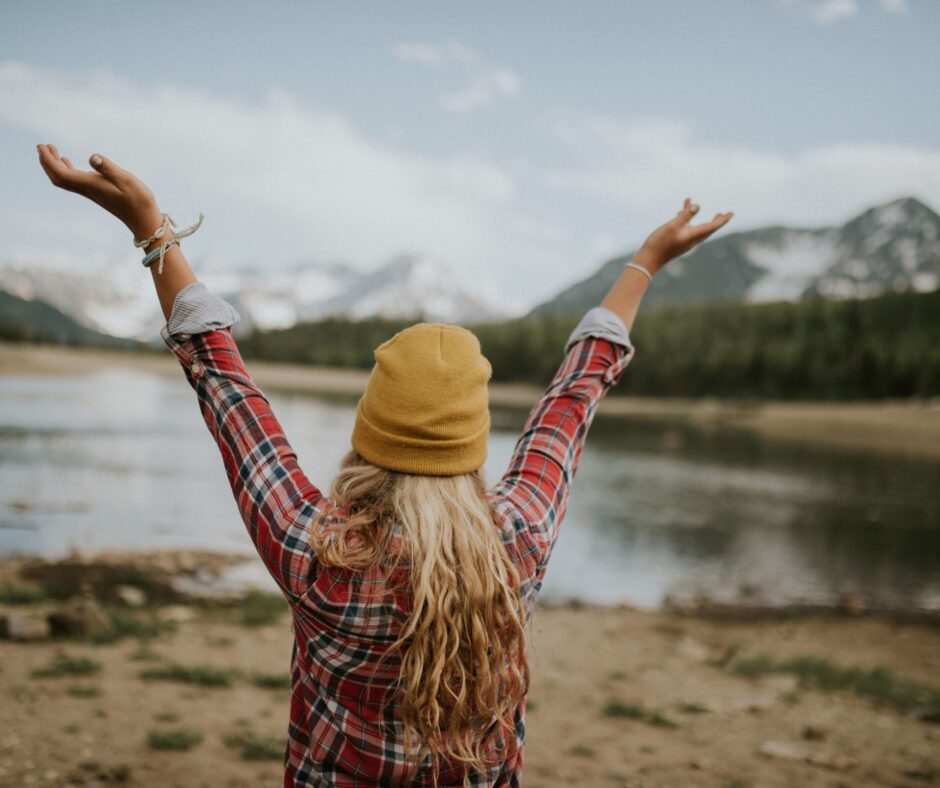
[160,284,635,787]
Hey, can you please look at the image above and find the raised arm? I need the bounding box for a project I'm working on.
[36,144,326,600]
[490,198,733,595]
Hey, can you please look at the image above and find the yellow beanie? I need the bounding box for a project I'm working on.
[351,322,492,476]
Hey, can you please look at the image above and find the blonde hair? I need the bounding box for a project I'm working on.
[310,448,529,782]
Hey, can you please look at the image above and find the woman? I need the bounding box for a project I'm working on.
[37,144,732,787]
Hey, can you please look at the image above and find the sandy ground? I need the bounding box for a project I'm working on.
[3,341,940,460]
[1,569,939,787]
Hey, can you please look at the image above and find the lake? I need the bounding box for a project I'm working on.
[2,366,939,611]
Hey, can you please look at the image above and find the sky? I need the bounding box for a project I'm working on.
[1,0,938,311]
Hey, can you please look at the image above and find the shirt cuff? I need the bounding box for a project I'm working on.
[166,281,241,337]
[565,306,633,353]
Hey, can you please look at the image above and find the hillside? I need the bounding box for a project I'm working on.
[0,290,142,349]
[531,197,940,316]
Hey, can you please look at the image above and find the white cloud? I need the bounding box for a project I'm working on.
[878,0,908,13]
[391,42,443,65]
[2,62,938,312]
[392,40,521,114]
[779,0,909,23]
[0,61,536,303]
[534,110,940,240]
[810,0,859,23]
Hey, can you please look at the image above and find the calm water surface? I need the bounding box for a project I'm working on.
[2,367,939,610]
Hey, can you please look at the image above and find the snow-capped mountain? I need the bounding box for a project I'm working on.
[0,253,507,341]
[531,197,940,316]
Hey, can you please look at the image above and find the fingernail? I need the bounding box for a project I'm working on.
[691,204,700,213]
[91,154,102,167]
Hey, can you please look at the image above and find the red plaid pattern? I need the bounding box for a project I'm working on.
[160,323,634,787]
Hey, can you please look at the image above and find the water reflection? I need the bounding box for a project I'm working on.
[2,370,939,611]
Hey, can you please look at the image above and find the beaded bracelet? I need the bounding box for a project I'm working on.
[142,240,180,271]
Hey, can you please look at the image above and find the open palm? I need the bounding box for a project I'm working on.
[638,198,734,272]
[36,144,161,241]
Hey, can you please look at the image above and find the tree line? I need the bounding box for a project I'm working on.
[234,287,940,401]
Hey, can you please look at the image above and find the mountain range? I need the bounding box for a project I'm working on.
[530,197,940,316]
[0,253,506,342]
[1,196,938,344]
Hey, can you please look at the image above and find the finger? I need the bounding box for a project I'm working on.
[88,152,129,185]
[61,157,74,169]
[38,144,109,194]
[674,197,700,226]
[688,212,734,241]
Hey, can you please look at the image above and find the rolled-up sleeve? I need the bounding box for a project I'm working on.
[489,307,636,605]
[160,283,324,601]
[565,305,633,353]
[166,281,242,336]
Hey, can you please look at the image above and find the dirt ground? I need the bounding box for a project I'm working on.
[1,577,938,787]
[3,341,940,460]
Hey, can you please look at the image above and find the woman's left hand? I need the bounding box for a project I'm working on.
[37,144,164,243]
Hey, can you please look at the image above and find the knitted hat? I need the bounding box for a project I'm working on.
[351,322,492,476]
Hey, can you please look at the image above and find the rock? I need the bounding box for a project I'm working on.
[759,739,857,770]
[47,598,111,638]
[675,636,712,662]
[0,611,52,641]
[839,593,867,615]
[115,585,146,607]
[917,708,940,725]
[157,605,196,623]
[802,725,827,741]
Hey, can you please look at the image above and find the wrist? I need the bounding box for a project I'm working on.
[633,248,666,275]
[128,204,165,250]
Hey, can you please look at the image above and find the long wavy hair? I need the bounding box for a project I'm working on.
[310,448,529,782]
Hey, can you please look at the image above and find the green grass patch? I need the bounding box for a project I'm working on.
[0,584,49,605]
[238,591,288,627]
[89,609,176,644]
[67,685,101,698]
[140,663,237,688]
[250,673,292,690]
[568,743,596,758]
[729,654,940,713]
[677,702,708,714]
[31,656,101,678]
[224,732,284,761]
[602,701,678,728]
[146,728,204,751]
[129,646,162,662]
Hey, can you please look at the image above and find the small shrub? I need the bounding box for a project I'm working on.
[602,701,678,728]
[729,654,940,713]
[90,610,176,645]
[31,656,101,678]
[67,685,101,698]
[568,743,596,758]
[238,591,288,627]
[224,732,284,761]
[250,673,292,690]
[0,584,49,605]
[140,663,237,688]
[153,711,181,723]
[147,728,203,751]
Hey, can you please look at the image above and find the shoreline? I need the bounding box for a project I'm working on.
[3,340,940,459]
[1,550,938,787]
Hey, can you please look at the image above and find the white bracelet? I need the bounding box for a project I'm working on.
[624,261,654,285]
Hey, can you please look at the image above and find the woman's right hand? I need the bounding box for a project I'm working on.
[634,198,734,275]
[37,143,165,245]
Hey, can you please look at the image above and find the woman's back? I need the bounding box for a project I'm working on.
[158,305,633,786]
